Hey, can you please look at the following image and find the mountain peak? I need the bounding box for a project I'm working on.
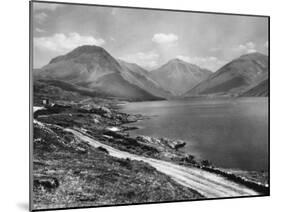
[167,58,186,64]
[70,45,105,54]
[38,45,165,101]
[49,45,107,64]
[239,52,267,60]
[185,52,268,97]
[163,58,205,72]
[150,58,212,95]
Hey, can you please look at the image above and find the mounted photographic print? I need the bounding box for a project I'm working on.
[30,0,269,211]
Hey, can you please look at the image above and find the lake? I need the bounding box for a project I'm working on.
[120,98,268,171]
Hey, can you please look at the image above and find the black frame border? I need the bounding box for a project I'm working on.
[29,0,270,211]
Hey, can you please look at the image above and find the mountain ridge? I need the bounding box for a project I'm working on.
[117,59,173,98]
[149,58,212,96]
[35,45,268,100]
[184,52,268,97]
[35,45,163,101]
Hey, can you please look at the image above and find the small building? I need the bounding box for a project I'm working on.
[42,99,49,105]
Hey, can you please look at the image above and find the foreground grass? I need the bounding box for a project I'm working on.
[33,121,202,210]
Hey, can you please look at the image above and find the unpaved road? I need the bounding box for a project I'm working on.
[66,129,260,198]
[33,106,45,112]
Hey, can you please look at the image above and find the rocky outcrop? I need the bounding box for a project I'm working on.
[33,121,89,154]
[136,135,186,151]
[34,175,59,191]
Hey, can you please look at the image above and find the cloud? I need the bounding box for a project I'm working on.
[152,33,178,44]
[119,51,159,69]
[232,42,257,54]
[34,12,48,24]
[177,55,226,71]
[33,3,63,11]
[34,32,105,53]
[264,41,268,48]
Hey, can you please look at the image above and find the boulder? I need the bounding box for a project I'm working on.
[106,126,121,132]
[100,106,111,114]
[180,155,197,165]
[34,176,59,190]
[136,136,153,143]
[127,115,138,122]
[103,130,128,139]
[93,118,100,124]
[76,146,88,154]
[161,138,186,150]
[136,136,161,145]
[201,160,212,167]
[103,113,112,119]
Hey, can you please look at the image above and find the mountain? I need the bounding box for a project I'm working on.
[149,59,212,96]
[241,78,268,97]
[185,53,268,97]
[117,60,172,98]
[35,45,163,101]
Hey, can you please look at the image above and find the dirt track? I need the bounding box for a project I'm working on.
[66,129,260,198]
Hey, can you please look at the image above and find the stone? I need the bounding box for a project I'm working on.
[34,176,59,190]
[100,106,111,114]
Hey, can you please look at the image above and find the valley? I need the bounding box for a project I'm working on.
[32,44,269,210]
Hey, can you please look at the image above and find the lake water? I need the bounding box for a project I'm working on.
[120,98,268,171]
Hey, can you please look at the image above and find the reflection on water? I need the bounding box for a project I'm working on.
[121,98,268,171]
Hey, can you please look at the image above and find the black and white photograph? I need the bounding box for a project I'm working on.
[30,1,269,211]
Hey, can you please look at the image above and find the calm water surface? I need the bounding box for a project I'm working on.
[120,98,268,171]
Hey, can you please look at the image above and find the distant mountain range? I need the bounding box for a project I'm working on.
[35,45,165,101]
[149,59,212,96]
[117,60,172,98]
[34,45,269,101]
[184,53,268,97]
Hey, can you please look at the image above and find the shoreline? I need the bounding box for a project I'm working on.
[34,101,269,191]
[33,102,205,209]
[32,99,268,209]
[116,102,269,192]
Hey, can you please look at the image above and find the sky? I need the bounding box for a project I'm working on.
[32,2,268,71]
